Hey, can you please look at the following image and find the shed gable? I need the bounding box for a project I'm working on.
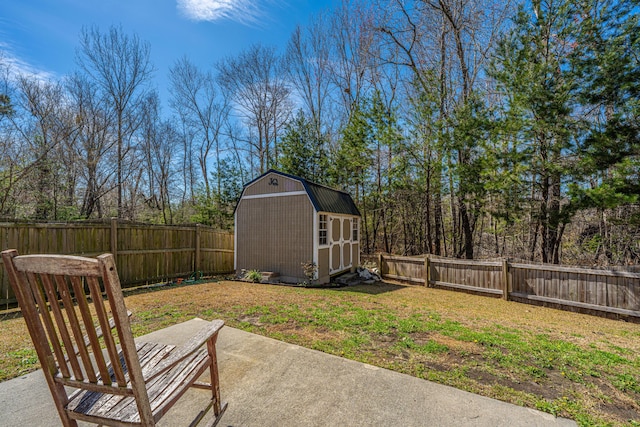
[237,170,360,217]
[243,172,305,197]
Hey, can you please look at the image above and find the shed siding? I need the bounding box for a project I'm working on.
[243,172,305,196]
[236,194,313,281]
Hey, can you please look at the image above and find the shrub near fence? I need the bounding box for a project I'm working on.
[0,220,234,308]
[363,254,640,319]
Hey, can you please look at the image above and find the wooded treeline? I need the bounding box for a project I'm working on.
[1,0,639,265]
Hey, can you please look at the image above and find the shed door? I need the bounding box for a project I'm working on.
[329,216,352,274]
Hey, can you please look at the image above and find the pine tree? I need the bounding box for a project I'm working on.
[279,110,329,183]
[569,0,640,209]
[491,0,579,263]
[331,102,373,196]
[0,94,12,117]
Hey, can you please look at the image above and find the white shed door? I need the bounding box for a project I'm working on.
[329,216,352,274]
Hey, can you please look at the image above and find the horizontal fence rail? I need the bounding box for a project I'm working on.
[364,254,640,319]
[0,220,234,308]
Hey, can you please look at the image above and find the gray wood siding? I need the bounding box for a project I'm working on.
[236,195,314,281]
[243,172,305,196]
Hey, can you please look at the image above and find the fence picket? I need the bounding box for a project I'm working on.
[1,221,234,308]
[371,254,640,319]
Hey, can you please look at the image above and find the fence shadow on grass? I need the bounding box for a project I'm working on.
[334,281,407,295]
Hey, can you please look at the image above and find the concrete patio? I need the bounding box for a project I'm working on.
[0,318,575,426]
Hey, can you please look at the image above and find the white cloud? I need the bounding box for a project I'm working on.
[177,0,266,25]
[0,44,55,83]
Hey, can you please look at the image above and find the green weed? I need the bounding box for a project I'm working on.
[8,349,38,368]
[612,373,640,393]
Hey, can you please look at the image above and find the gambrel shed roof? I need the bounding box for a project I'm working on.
[238,169,361,216]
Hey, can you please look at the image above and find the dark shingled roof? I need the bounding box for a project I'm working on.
[240,169,361,217]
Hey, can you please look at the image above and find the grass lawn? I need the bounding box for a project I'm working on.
[1,279,639,426]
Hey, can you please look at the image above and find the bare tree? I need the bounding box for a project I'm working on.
[176,120,197,207]
[372,0,449,255]
[76,24,154,218]
[0,53,20,215]
[10,76,78,219]
[216,44,292,174]
[169,57,229,201]
[140,91,177,224]
[66,73,116,218]
[327,0,378,122]
[153,120,179,224]
[376,0,511,258]
[285,12,334,141]
[0,53,12,118]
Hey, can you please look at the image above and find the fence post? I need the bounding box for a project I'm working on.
[502,258,510,301]
[377,253,383,277]
[110,218,118,263]
[424,256,431,287]
[194,224,201,274]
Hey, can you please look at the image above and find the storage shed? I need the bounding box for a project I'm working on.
[235,169,361,284]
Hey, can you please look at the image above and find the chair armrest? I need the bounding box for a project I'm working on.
[144,319,224,381]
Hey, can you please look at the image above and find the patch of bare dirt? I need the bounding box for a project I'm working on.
[467,368,562,401]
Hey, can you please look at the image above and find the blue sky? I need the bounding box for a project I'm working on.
[0,0,335,100]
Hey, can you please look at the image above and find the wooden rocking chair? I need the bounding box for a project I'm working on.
[1,249,227,427]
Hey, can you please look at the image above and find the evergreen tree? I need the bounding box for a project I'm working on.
[330,93,404,253]
[569,0,640,210]
[331,101,373,196]
[491,0,579,263]
[405,76,446,255]
[448,92,492,258]
[0,94,12,117]
[189,159,242,230]
[330,99,374,250]
[279,110,329,183]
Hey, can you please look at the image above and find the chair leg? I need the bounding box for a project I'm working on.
[206,336,223,416]
[46,372,78,427]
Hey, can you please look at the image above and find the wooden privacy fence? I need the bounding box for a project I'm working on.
[0,220,234,308]
[365,254,640,319]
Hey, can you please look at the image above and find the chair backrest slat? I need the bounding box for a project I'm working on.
[87,275,127,387]
[40,273,85,381]
[54,274,97,382]
[70,275,111,382]
[25,271,71,379]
